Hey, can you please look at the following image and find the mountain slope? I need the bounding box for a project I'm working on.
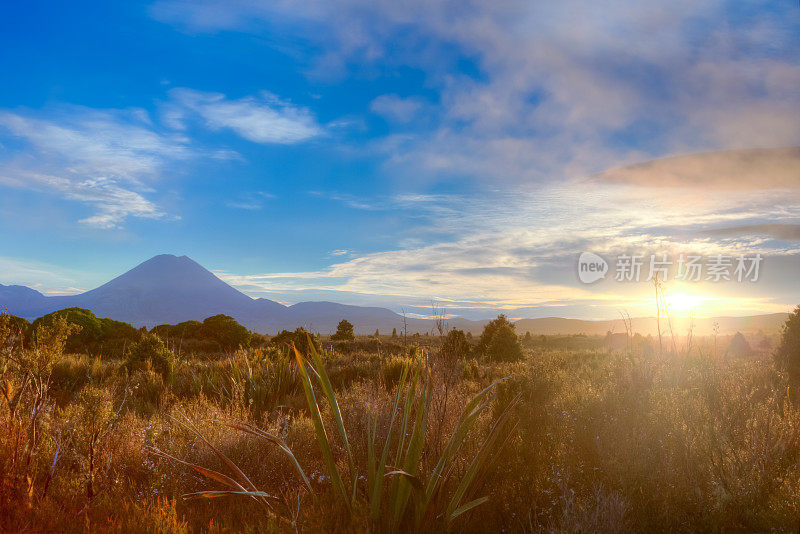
[285,301,419,334]
[0,284,53,318]
[69,255,285,326]
[0,255,418,332]
[514,313,790,336]
[0,254,790,335]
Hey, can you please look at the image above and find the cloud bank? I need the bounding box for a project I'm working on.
[151,0,800,184]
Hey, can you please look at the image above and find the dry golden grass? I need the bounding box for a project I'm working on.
[1,319,799,532]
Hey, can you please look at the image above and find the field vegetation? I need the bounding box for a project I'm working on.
[1,306,799,532]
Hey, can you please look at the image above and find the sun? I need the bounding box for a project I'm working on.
[665,292,704,313]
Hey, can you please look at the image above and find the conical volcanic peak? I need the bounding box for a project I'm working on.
[87,254,236,295]
[71,255,264,326]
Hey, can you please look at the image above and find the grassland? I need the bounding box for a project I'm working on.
[1,313,799,533]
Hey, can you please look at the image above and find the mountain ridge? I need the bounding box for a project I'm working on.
[0,255,790,335]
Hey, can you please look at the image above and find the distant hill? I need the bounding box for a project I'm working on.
[0,255,435,334]
[514,313,789,336]
[0,254,790,335]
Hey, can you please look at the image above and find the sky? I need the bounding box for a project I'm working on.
[0,0,799,321]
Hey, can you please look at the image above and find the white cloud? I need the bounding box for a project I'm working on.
[0,87,321,228]
[225,191,276,210]
[0,108,190,180]
[151,0,800,184]
[597,148,800,190]
[370,94,427,123]
[0,256,85,294]
[217,175,800,316]
[167,88,322,144]
[0,106,191,228]
[307,190,380,210]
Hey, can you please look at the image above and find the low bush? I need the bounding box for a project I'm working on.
[439,328,472,361]
[270,327,321,354]
[123,334,176,380]
[381,355,411,390]
[487,324,523,361]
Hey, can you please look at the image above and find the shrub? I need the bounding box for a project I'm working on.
[478,314,514,354]
[270,327,321,355]
[199,314,251,352]
[0,312,29,355]
[126,366,168,414]
[487,324,524,362]
[151,320,202,341]
[331,319,355,341]
[294,345,519,532]
[439,328,471,361]
[27,315,82,377]
[775,305,800,380]
[151,315,251,354]
[50,354,108,404]
[124,334,175,380]
[726,332,752,358]
[30,307,139,357]
[381,355,410,390]
[63,385,117,501]
[479,315,524,361]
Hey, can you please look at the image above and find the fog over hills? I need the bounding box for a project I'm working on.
[0,255,788,335]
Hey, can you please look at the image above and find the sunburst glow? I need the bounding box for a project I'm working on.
[665,292,704,313]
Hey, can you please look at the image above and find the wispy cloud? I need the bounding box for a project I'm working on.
[706,224,800,242]
[307,190,381,210]
[370,94,428,123]
[596,148,800,190]
[0,87,319,227]
[225,191,276,210]
[151,0,800,184]
[0,106,191,228]
[217,175,800,317]
[0,256,85,294]
[167,88,322,144]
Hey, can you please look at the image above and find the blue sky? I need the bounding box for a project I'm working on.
[1,0,799,320]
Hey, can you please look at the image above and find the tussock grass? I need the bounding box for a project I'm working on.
[2,310,800,532]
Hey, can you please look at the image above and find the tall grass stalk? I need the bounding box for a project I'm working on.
[295,336,518,532]
[156,337,517,531]
[149,411,312,527]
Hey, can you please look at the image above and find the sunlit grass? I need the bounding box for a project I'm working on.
[2,309,799,532]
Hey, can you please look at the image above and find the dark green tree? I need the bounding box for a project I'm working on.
[726,331,752,358]
[331,319,355,341]
[440,328,471,361]
[151,320,202,340]
[271,327,320,355]
[478,315,514,354]
[30,307,139,356]
[776,305,800,380]
[200,314,251,352]
[0,312,30,354]
[487,324,524,362]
